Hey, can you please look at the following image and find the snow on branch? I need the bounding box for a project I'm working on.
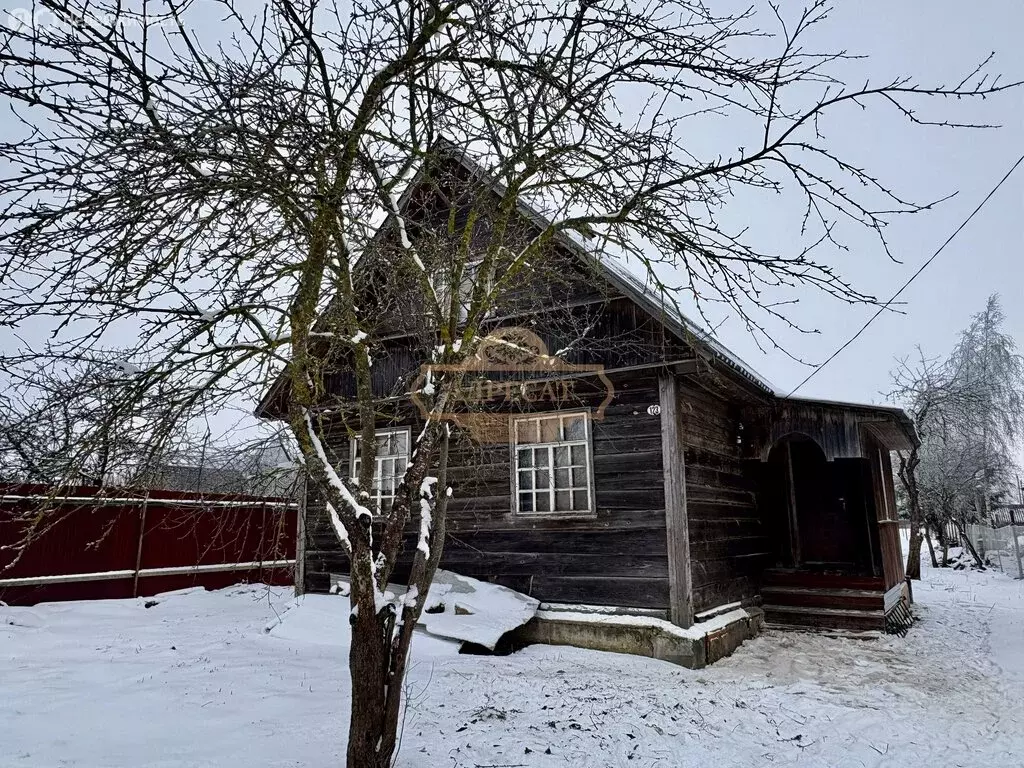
[302,410,372,522]
[325,502,351,553]
[417,476,438,558]
[388,191,438,308]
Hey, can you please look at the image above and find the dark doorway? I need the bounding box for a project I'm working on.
[764,436,873,574]
[789,440,858,570]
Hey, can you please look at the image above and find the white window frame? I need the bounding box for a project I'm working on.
[456,256,491,323]
[349,427,411,512]
[511,410,595,517]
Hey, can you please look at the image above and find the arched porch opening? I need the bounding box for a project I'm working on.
[761,433,879,575]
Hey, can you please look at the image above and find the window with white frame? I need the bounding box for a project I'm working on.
[512,411,594,515]
[350,428,411,511]
[458,257,492,322]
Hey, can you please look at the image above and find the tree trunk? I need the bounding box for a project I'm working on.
[346,619,391,768]
[897,450,923,580]
[346,545,392,768]
[924,522,939,568]
[954,518,986,570]
[344,424,451,768]
[906,525,924,580]
[377,429,450,763]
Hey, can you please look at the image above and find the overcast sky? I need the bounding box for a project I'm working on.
[707,0,1023,407]
[1,0,1021,451]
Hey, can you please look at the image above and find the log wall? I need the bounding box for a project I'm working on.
[303,370,773,616]
[302,370,672,610]
[678,382,770,613]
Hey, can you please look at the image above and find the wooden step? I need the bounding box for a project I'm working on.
[763,604,885,632]
[762,569,885,591]
[761,586,884,611]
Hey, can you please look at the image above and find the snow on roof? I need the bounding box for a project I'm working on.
[781,393,907,415]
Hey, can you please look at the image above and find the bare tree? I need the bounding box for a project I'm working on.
[0,352,183,485]
[918,433,997,567]
[1,1,1020,764]
[891,351,960,579]
[948,295,1024,518]
[0,355,301,500]
[892,295,1024,574]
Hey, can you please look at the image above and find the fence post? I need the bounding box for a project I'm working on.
[1012,523,1024,580]
[294,476,307,597]
[132,491,150,598]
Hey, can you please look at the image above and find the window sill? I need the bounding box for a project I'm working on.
[512,511,598,522]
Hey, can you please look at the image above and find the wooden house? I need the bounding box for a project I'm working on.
[258,147,917,663]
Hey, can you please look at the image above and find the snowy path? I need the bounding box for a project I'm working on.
[932,567,1024,683]
[2,568,1022,768]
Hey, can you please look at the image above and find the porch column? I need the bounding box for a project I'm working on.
[659,370,693,628]
[784,442,801,567]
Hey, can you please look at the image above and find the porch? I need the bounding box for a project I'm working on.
[747,398,917,633]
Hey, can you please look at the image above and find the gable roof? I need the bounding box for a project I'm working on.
[255,143,777,419]
[255,142,918,452]
[421,141,777,394]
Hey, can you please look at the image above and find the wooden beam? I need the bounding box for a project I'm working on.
[671,359,701,376]
[784,442,802,567]
[659,370,693,628]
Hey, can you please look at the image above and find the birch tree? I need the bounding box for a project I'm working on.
[892,295,1023,574]
[947,295,1024,518]
[890,352,962,578]
[1,1,1020,765]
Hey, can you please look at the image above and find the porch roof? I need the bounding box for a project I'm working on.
[784,394,918,448]
[754,394,919,459]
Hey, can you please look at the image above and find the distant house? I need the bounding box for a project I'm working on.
[258,147,917,664]
[147,465,249,495]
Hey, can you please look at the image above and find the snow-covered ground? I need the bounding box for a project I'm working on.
[2,561,1022,767]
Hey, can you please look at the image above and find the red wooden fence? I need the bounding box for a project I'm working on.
[0,483,297,606]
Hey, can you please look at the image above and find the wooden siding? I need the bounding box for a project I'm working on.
[312,297,694,405]
[679,382,770,614]
[302,370,671,609]
[751,403,865,462]
[867,434,906,590]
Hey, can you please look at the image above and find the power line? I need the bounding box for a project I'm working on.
[786,152,1024,398]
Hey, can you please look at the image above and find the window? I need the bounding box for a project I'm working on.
[431,257,489,325]
[512,411,594,516]
[350,428,411,511]
[456,257,491,323]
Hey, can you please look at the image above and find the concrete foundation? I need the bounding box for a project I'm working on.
[509,606,764,669]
